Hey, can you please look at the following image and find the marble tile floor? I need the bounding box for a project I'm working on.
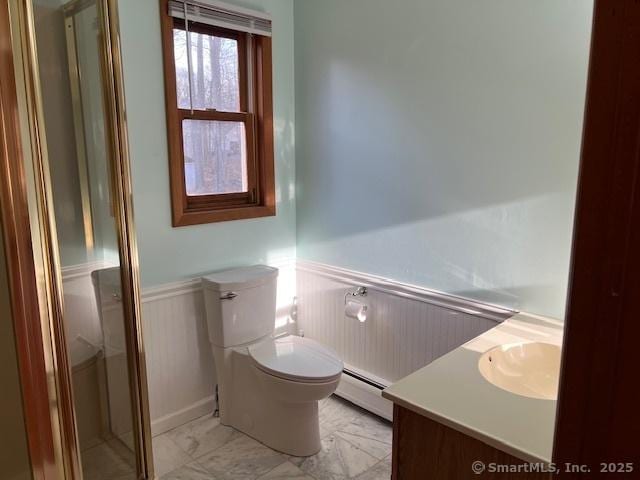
[81,437,136,480]
[155,395,392,480]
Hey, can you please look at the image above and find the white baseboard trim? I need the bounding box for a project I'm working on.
[297,259,515,323]
[335,373,393,422]
[151,395,215,437]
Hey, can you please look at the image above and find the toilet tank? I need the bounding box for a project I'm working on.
[202,265,278,347]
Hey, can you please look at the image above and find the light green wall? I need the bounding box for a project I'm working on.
[35,1,88,266]
[118,0,591,318]
[118,0,296,287]
[294,0,593,318]
[35,0,120,267]
[75,3,121,264]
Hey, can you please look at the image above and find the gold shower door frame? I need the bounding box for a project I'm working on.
[3,0,155,479]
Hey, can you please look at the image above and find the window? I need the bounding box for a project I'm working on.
[160,0,275,226]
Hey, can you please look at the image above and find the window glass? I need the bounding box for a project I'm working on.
[182,119,248,195]
[161,10,275,225]
[173,29,240,111]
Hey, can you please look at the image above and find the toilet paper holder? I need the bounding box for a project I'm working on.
[344,287,368,322]
[344,286,367,303]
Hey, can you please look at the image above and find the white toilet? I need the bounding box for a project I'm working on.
[202,265,343,456]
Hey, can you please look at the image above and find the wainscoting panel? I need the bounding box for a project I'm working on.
[61,262,108,359]
[141,281,215,435]
[296,261,514,395]
[141,261,296,435]
[65,258,511,434]
[62,261,296,436]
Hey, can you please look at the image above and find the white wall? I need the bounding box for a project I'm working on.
[297,262,505,384]
[294,0,593,319]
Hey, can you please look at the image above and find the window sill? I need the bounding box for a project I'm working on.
[172,204,276,227]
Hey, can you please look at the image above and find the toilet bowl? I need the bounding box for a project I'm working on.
[202,266,343,456]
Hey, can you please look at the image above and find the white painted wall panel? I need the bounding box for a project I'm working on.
[142,288,215,431]
[62,259,502,433]
[296,263,503,384]
[141,261,296,434]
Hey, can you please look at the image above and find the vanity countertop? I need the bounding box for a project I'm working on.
[381,312,563,463]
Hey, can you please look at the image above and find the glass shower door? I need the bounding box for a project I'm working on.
[24,0,153,478]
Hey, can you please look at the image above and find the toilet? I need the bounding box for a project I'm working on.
[202,265,343,456]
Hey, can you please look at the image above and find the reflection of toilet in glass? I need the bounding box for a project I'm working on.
[91,267,133,445]
[202,266,343,456]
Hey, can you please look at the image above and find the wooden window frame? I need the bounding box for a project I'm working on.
[160,1,275,226]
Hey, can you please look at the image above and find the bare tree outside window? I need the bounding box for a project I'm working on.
[173,29,246,195]
[161,3,275,227]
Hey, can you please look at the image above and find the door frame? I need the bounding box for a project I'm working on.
[0,1,65,478]
[553,0,640,473]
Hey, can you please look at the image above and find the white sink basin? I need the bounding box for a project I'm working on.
[478,342,561,400]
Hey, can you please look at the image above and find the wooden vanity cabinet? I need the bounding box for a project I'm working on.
[391,405,552,479]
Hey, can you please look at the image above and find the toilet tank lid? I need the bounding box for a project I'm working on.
[202,265,278,291]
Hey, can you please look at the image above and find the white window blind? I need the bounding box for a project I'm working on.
[168,0,272,37]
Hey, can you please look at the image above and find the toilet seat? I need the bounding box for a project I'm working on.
[249,335,343,383]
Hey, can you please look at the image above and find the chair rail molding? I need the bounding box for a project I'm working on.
[295,259,514,417]
[297,259,515,323]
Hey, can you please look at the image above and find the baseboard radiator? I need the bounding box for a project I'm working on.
[337,366,393,420]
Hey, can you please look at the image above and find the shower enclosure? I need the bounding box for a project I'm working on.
[2,0,154,478]
[49,0,135,461]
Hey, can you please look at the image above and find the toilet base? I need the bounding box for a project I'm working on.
[223,394,322,457]
[214,346,339,457]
